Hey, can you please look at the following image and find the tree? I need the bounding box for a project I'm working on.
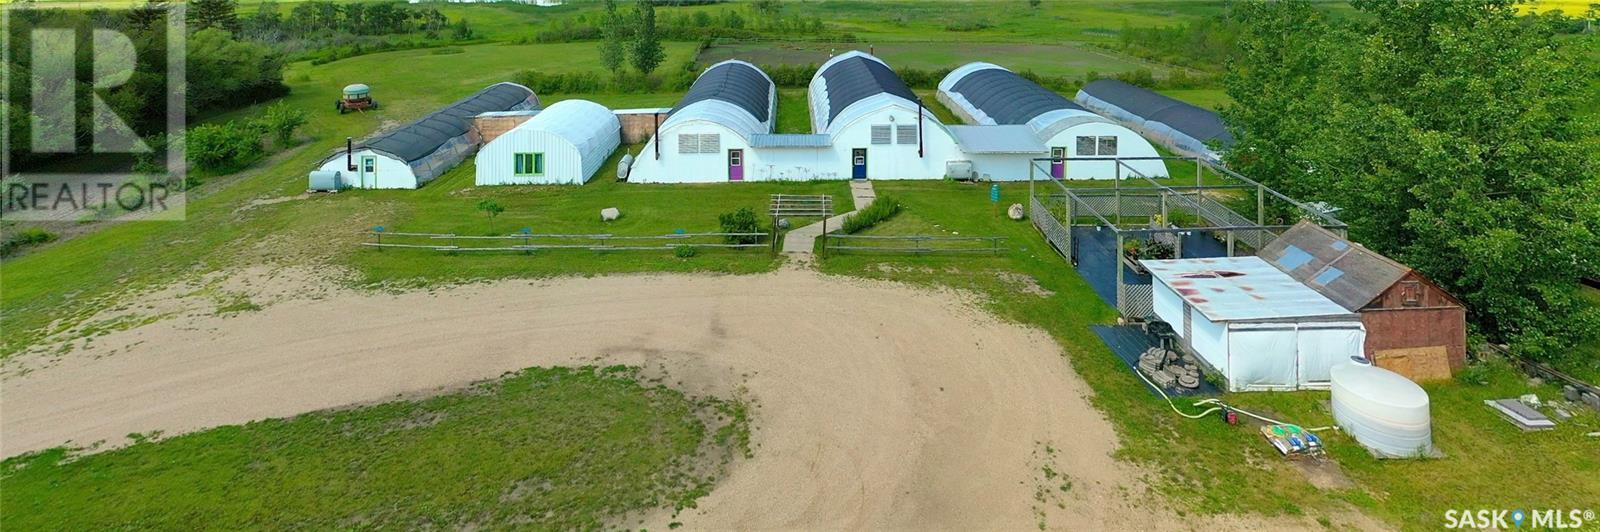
[188,0,240,34]
[1223,0,1600,360]
[630,0,664,76]
[598,0,626,77]
[477,200,505,234]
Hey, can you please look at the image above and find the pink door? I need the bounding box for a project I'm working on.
[1050,147,1066,179]
[728,149,744,181]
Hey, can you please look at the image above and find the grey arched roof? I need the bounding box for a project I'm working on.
[671,61,772,123]
[1078,79,1234,146]
[947,67,1084,125]
[362,82,538,163]
[816,53,917,124]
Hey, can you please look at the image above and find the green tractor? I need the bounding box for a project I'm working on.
[336,83,379,114]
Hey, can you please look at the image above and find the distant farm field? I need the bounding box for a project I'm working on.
[698,41,1179,79]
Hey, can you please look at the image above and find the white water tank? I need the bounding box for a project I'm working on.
[1331,358,1434,458]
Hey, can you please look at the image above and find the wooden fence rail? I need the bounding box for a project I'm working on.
[821,234,1005,255]
[360,231,771,253]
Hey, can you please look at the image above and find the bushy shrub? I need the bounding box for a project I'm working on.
[842,196,902,234]
[0,227,58,257]
[513,70,605,94]
[260,103,308,147]
[943,20,993,32]
[186,120,265,172]
[674,244,698,258]
[717,207,764,244]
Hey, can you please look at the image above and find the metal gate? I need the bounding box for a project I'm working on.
[1030,195,1070,259]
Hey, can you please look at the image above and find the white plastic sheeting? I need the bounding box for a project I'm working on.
[1332,360,1434,457]
[1229,324,1299,391]
[1189,308,1229,375]
[475,99,620,185]
[1153,281,1184,338]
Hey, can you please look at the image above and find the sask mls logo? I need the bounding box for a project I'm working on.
[1445,508,1595,529]
[3,4,187,221]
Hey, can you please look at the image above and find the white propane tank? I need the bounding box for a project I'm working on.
[617,153,635,181]
[1330,357,1434,458]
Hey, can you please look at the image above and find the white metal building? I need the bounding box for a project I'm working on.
[937,63,1168,180]
[627,60,775,183]
[799,50,960,180]
[1143,256,1366,392]
[312,82,539,189]
[1075,78,1234,163]
[475,100,620,185]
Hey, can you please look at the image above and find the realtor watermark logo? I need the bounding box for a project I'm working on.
[1445,509,1595,529]
[2,3,186,221]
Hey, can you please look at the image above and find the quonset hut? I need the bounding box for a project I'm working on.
[313,82,538,189]
[627,60,775,183]
[1075,79,1233,162]
[937,63,1167,180]
[801,50,959,180]
[475,99,620,186]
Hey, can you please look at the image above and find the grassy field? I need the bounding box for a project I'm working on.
[818,180,1600,530]
[1157,88,1232,110]
[698,41,1184,79]
[1,366,747,529]
[0,40,702,358]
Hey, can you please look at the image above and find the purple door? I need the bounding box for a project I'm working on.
[1050,147,1066,179]
[728,149,743,181]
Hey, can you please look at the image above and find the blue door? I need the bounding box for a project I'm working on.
[851,148,867,180]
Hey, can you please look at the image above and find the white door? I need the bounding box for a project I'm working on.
[360,156,376,188]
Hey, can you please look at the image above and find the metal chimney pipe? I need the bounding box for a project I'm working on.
[917,98,924,158]
[346,137,355,171]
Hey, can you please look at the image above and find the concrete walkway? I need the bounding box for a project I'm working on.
[781,180,876,257]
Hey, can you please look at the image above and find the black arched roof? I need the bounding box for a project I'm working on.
[949,67,1084,125]
[671,61,772,122]
[364,82,536,163]
[1079,79,1234,146]
[818,54,917,124]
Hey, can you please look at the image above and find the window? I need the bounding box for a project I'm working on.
[871,125,892,145]
[1075,136,1119,156]
[361,156,375,173]
[1400,280,1422,307]
[514,152,543,176]
[1096,136,1118,156]
[677,134,721,154]
[896,124,918,145]
[1075,136,1097,155]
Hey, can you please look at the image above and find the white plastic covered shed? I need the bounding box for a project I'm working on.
[475,100,620,185]
[1143,256,1366,392]
[312,82,539,189]
[937,62,1168,180]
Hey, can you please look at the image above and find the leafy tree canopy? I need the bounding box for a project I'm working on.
[1223,0,1600,360]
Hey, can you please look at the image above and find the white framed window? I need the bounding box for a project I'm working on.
[514,152,544,176]
[677,133,722,154]
[871,125,892,145]
[1075,135,1120,156]
[896,124,918,145]
[1076,136,1097,155]
[1097,136,1118,156]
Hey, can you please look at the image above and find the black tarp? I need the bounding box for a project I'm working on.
[671,61,772,122]
[363,82,536,163]
[818,54,918,124]
[948,67,1084,125]
[1079,79,1234,147]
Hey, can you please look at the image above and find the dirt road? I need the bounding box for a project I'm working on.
[1,269,1328,530]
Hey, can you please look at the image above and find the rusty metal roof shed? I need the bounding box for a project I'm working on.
[1257,221,1411,312]
[1141,256,1355,322]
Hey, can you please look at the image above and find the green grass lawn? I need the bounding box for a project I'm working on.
[1157,88,1233,110]
[775,88,811,133]
[0,40,695,358]
[1,366,748,529]
[818,180,1600,530]
[339,154,850,285]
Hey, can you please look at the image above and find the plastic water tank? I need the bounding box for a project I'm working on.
[308,170,344,191]
[617,153,635,181]
[945,160,975,180]
[1331,358,1434,458]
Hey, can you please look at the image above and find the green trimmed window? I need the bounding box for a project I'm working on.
[514,152,545,176]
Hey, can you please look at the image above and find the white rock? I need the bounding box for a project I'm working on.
[601,207,620,221]
[1007,203,1025,220]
